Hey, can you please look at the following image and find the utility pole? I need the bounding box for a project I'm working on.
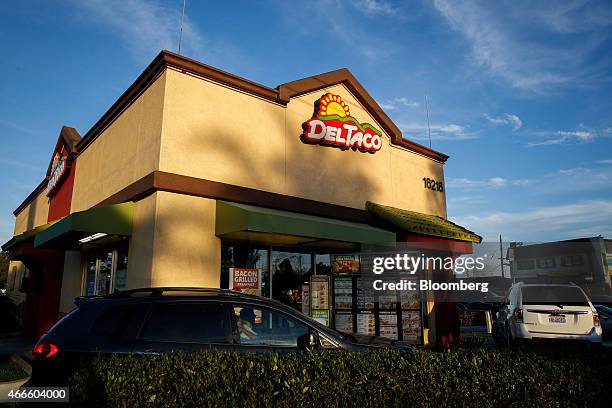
[499,235,504,278]
[178,0,187,55]
[425,95,432,148]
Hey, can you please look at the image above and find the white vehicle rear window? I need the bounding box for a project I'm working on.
[521,286,589,306]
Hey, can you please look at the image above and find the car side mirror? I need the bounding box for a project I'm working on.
[297,331,318,350]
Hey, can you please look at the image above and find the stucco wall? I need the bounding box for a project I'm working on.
[160,70,447,217]
[14,189,49,235]
[150,191,221,287]
[70,72,167,212]
[58,251,82,313]
[126,193,158,289]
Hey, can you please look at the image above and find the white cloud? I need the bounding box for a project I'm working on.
[484,113,523,131]
[596,159,612,164]
[528,129,595,146]
[432,0,610,91]
[380,97,420,111]
[452,200,612,241]
[446,176,533,190]
[69,0,206,59]
[355,0,398,16]
[401,122,476,141]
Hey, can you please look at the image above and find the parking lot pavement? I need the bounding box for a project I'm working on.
[0,377,30,404]
[0,337,34,362]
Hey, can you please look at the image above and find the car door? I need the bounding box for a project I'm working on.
[231,303,311,354]
[134,301,235,354]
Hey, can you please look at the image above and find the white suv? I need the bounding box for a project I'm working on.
[497,283,602,343]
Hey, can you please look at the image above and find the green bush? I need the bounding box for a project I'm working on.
[70,345,611,407]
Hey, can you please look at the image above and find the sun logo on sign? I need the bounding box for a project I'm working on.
[316,94,351,118]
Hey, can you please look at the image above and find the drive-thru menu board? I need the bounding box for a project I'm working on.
[333,277,353,310]
[310,275,330,326]
[356,312,376,335]
[325,256,423,344]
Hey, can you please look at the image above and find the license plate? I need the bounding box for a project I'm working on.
[549,316,566,323]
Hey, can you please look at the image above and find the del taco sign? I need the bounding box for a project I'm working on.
[301,93,383,153]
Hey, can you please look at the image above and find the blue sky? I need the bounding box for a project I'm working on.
[1,0,611,244]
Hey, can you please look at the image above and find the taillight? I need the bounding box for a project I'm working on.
[32,341,59,360]
[593,312,600,327]
[513,308,523,323]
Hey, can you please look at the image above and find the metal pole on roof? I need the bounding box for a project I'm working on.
[178,0,187,55]
[425,95,432,148]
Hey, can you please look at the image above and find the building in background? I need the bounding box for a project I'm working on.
[2,51,480,344]
[508,237,612,303]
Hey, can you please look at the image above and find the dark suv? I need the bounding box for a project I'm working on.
[29,287,410,386]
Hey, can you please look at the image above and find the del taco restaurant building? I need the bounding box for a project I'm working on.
[3,51,480,345]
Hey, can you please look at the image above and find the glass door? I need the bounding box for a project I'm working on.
[271,249,313,310]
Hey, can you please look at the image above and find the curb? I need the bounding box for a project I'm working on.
[10,355,31,376]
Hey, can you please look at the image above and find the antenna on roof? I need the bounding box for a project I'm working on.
[178,0,187,55]
[425,94,432,148]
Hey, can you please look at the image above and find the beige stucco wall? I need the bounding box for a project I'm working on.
[125,192,221,288]
[70,72,167,212]
[160,69,447,217]
[150,191,221,287]
[126,193,158,289]
[59,251,82,313]
[14,189,49,235]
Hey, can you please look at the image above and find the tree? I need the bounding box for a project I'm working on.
[0,251,9,290]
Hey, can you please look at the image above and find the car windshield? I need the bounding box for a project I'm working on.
[521,286,589,306]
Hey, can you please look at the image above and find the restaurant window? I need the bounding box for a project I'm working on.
[221,242,269,298]
[82,242,129,296]
[271,249,313,311]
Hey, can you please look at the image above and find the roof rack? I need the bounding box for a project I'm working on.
[106,287,247,298]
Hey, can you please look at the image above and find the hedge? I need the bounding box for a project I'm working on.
[70,345,611,407]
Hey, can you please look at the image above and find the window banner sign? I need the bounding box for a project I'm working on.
[301,93,383,153]
[229,268,261,297]
[332,255,360,274]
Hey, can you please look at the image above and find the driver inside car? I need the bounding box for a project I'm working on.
[237,308,258,340]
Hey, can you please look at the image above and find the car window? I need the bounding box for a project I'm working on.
[141,302,231,344]
[92,303,149,338]
[459,310,487,327]
[521,286,589,306]
[233,305,308,347]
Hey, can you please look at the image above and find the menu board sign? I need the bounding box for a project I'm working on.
[312,310,329,326]
[301,285,310,316]
[332,255,360,274]
[400,287,420,310]
[335,312,353,333]
[379,325,398,340]
[310,276,329,309]
[378,294,397,310]
[334,277,353,309]
[356,312,376,335]
[356,278,375,310]
[229,268,261,296]
[402,311,422,343]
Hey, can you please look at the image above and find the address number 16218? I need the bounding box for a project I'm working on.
[422,177,444,192]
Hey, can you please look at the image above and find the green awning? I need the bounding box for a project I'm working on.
[366,202,482,243]
[1,220,58,251]
[34,202,134,249]
[216,201,395,246]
